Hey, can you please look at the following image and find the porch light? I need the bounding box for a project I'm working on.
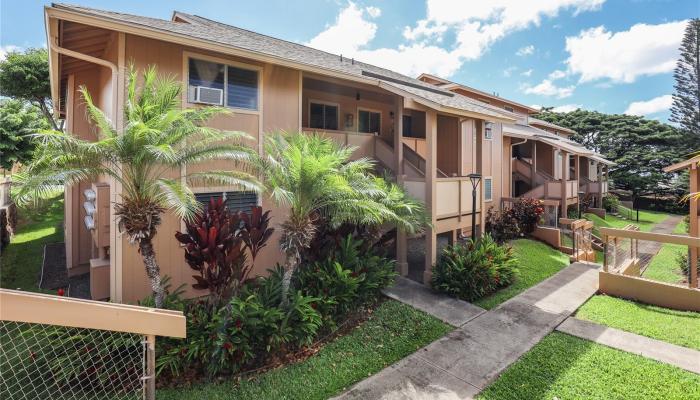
[467,173,482,240]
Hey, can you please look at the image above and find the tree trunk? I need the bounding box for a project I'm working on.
[139,238,165,308]
[280,252,298,308]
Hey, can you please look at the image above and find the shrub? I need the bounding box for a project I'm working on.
[603,194,620,212]
[432,234,518,302]
[485,207,520,243]
[511,198,544,234]
[676,251,699,281]
[295,235,396,324]
[175,198,273,305]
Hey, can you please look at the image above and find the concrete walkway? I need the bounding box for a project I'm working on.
[333,261,601,400]
[557,317,700,374]
[382,277,485,327]
[638,215,684,270]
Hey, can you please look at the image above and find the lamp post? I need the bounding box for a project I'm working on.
[467,173,482,240]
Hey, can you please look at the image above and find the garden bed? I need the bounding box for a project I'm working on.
[478,332,700,400]
[575,295,700,351]
[157,300,450,400]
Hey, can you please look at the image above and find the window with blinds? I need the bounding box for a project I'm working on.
[484,122,494,140]
[358,110,381,134]
[187,58,259,110]
[195,191,258,214]
[309,102,339,130]
[484,178,493,201]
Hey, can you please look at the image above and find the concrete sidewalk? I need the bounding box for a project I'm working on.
[333,262,601,400]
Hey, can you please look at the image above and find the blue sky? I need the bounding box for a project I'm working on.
[1,0,697,121]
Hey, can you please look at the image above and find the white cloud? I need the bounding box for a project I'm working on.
[523,79,575,98]
[0,45,21,61]
[307,2,461,76]
[552,104,582,112]
[308,0,605,78]
[548,69,567,80]
[521,69,533,77]
[624,94,673,116]
[365,6,381,18]
[503,66,518,77]
[565,21,687,83]
[516,45,535,56]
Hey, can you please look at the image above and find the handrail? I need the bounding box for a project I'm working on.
[599,227,700,248]
[0,288,186,338]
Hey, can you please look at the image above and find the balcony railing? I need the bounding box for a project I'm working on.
[435,176,480,220]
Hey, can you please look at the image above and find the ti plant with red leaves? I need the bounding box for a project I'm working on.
[175,197,273,306]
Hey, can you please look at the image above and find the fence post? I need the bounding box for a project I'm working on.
[146,334,156,400]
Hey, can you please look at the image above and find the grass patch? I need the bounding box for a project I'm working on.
[479,332,700,400]
[643,219,687,284]
[576,295,700,351]
[157,300,451,400]
[473,239,569,310]
[584,208,670,236]
[0,195,64,292]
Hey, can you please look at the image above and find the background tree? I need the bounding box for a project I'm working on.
[0,48,60,131]
[0,99,49,172]
[535,109,685,198]
[670,18,700,150]
[254,133,426,307]
[16,66,261,307]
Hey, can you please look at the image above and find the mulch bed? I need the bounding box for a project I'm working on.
[39,242,68,290]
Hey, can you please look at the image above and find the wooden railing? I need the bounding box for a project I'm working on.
[559,218,595,262]
[303,128,378,160]
[435,176,480,220]
[0,289,186,399]
[401,137,426,159]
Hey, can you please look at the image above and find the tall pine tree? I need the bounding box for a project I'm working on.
[670,18,700,150]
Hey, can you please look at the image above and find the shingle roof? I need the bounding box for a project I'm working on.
[528,117,577,135]
[51,3,514,121]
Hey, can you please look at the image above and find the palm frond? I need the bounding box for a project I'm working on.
[155,178,201,222]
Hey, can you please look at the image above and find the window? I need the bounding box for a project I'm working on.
[504,106,514,112]
[188,58,259,110]
[358,109,381,134]
[195,191,258,214]
[402,115,413,137]
[484,178,493,202]
[309,102,338,130]
[484,122,494,140]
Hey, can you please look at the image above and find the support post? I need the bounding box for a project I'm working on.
[561,150,568,215]
[145,334,156,400]
[424,109,437,285]
[690,165,699,288]
[393,98,408,276]
[531,141,537,188]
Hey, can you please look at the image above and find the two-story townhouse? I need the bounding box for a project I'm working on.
[45,4,523,302]
[417,74,614,218]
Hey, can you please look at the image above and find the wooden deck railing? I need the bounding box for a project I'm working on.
[0,289,185,400]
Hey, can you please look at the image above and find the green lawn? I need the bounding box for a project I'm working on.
[576,295,700,351]
[642,219,687,284]
[157,300,451,400]
[0,195,64,292]
[584,208,670,236]
[473,239,569,310]
[479,332,700,400]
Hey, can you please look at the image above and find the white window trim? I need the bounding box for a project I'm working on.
[483,176,493,202]
[308,99,340,131]
[357,107,382,135]
[484,122,494,140]
[183,51,262,115]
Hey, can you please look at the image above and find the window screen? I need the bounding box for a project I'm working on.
[484,178,493,201]
[484,122,494,139]
[189,59,225,92]
[195,191,258,214]
[504,106,514,112]
[227,66,258,110]
[402,115,413,137]
[309,102,338,130]
[358,110,381,134]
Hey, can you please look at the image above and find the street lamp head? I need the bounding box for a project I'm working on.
[467,173,482,190]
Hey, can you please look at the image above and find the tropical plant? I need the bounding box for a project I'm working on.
[175,198,273,306]
[15,66,261,307]
[432,234,518,302]
[510,198,544,233]
[252,132,425,306]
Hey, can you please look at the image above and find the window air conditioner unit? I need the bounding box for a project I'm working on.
[194,86,224,105]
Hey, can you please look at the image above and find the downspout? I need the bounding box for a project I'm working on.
[49,42,119,124]
[509,137,528,199]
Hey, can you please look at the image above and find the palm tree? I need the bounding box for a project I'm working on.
[15,66,261,307]
[254,132,425,306]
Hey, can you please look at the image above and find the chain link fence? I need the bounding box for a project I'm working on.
[0,320,147,400]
